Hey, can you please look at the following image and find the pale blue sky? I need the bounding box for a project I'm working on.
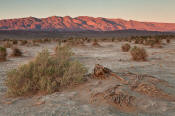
[0,0,175,23]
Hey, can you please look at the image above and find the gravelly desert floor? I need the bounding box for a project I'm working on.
[0,41,175,116]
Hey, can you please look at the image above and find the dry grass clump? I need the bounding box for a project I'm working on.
[11,47,22,57]
[6,46,87,97]
[130,46,148,61]
[0,46,7,62]
[121,43,131,52]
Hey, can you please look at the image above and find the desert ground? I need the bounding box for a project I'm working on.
[0,40,175,116]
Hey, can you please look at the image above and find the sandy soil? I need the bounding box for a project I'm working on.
[0,41,175,116]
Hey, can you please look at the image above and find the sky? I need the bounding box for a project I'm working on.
[0,0,175,23]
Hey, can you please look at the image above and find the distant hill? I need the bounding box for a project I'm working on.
[0,16,175,32]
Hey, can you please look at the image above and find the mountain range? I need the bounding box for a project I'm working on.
[0,16,175,32]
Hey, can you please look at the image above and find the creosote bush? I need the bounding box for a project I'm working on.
[11,47,22,57]
[0,46,7,62]
[121,43,131,52]
[130,46,148,61]
[6,46,87,97]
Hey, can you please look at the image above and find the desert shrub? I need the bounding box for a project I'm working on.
[11,47,22,57]
[121,43,131,52]
[65,40,75,46]
[92,39,101,47]
[57,40,62,46]
[143,39,162,48]
[0,40,3,44]
[31,40,40,46]
[26,40,39,47]
[101,38,107,42]
[86,39,91,43]
[154,38,161,44]
[130,46,148,61]
[138,39,144,44]
[19,40,28,46]
[65,39,85,47]
[117,38,122,42]
[111,37,115,42]
[134,39,139,44]
[12,40,18,45]
[30,39,42,44]
[61,39,67,43]
[76,40,85,46]
[43,38,51,43]
[0,46,7,62]
[3,41,13,48]
[166,39,170,43]
[128,40,132,43]
[151,43,162,48]
[6,46,87,96]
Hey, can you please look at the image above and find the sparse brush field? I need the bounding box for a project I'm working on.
[0,36,175,116]
[6,46,87,97]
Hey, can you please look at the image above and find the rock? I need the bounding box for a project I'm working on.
[91,64,126,82]
[104,85,136,106]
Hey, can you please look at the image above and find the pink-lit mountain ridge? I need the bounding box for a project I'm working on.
[0,16,175,31]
